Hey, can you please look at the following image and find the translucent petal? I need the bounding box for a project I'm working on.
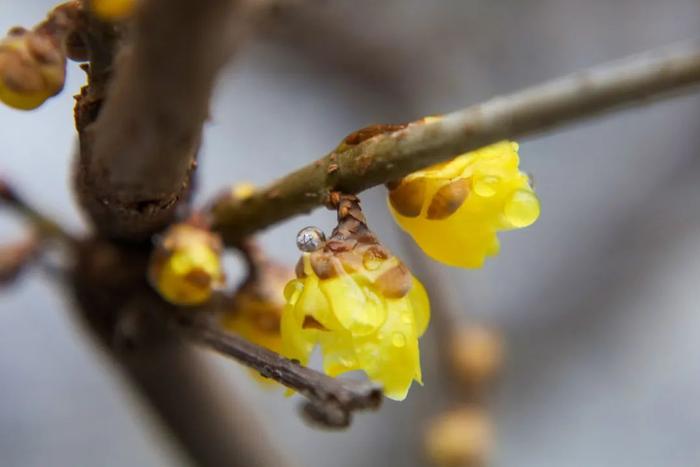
[408,278,431,337]
[280,302,315,365]
[320,274,387,336]
[319,330,360,376]
[354,297,421,401]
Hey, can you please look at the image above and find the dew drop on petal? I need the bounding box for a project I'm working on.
[363,251,383,271]
[473,175,500,197]
[504,189,540,227]
[392,332,406,348]
[340,356,356,367]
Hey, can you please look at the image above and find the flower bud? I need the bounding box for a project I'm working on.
[425,407,493,467]
[148,224,225,306]
[449,326,504,388]
[0,30,66,110]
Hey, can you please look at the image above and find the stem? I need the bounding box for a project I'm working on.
[0,179,73,243]
[211,41,700,244]
[117,338,290,467]
[174,311,382,429]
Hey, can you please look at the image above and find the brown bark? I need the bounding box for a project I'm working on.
[211,41,700,244]
[76,0,245,240]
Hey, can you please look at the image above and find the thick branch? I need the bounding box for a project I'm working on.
[212,41,700,243]
[117,338,289,467]
[176,312,382,429]
[77,0,246,240]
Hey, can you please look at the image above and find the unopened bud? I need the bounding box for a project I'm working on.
[148,224,225,306]
[449,326,504,387]
[424,406,493,467]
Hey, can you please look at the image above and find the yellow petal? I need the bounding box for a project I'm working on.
[388,141,539,268]
[408,277,430,337]
[354,297,421,401]
[319,273,387,336]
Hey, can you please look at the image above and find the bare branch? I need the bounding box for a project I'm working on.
[76,0,250,240]
[0,178,73,243]
[116,338,291,467]
[0,234,39,285]
[174,311,382,429]
[211,41,700,244]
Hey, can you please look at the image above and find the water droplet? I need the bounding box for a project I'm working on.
[340,356,356,367]
[392,332,406,348]
[504,189,540,227]
[473,175,500,197]
[363,251,384,271]
[296,226,326,252]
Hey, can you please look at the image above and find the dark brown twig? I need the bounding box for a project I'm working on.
[211,41,700,244]
[0,178,73,243]
[0,233,40,285]
[174,311,382,429]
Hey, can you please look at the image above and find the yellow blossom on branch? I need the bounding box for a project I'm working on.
[148,223,225,306]
[0,28,66,110]
[388,141,540,268]
[281,195,430,400]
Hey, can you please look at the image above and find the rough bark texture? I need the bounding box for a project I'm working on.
[76,0,242,240]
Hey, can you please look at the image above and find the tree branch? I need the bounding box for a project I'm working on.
[0,234,39,285]
[76,0,249,240]
[0,178,73,243]
[115,337,290,467]
[174,311,383,429]
[211,41,700,244]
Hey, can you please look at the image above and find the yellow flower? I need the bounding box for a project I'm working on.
[0,31,66,110]
[90,0,137,21]
[148,224,225,306]
[388,141,540,268]
[281,217,430,401]
[222,255,291,359]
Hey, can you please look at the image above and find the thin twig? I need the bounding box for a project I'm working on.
[0,178,73,243]
[212,41,700,244]
[174,311,382,429]
[0,233,40,285]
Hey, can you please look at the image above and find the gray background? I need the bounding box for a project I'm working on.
[2,0,700,466]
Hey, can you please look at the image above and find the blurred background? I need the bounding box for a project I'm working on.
[2,0,700,466]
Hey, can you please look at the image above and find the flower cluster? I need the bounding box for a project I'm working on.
[281,195,430,400]
[148,223,225,306]
[388,141,539,268]
[0,27,66,110]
